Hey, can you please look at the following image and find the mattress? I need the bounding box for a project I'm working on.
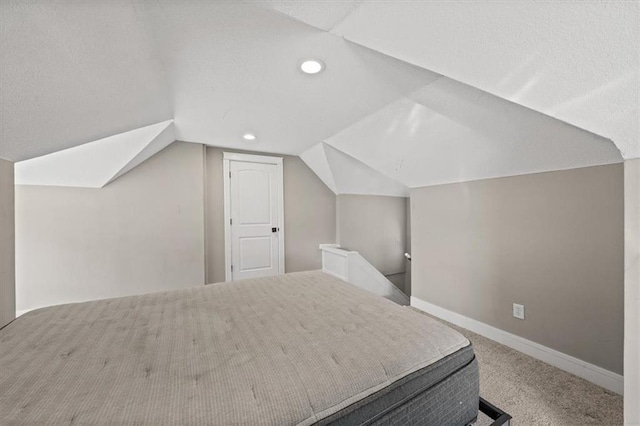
[0,271,477,425]
[320,345,478,425]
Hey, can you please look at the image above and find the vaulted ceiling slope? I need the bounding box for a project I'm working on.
[1,1,636,192]
[0,1,172,162]
[321,77,621,188]
[267,0,639,160]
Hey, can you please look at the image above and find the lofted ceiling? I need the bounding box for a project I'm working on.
[269,0,639,159]
[1,1,636,192]
[321,78,621,189]
[0,1,172,162]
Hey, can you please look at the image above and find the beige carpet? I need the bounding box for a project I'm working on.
[410,308,623,425]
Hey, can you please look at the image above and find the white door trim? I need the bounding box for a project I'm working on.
[223,152,285,281]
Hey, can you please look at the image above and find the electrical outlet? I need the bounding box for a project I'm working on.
[513,303,525,320]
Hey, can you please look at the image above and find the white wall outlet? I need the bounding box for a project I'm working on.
[513,303,525,320]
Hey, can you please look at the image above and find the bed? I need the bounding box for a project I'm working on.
[0,271,479,425]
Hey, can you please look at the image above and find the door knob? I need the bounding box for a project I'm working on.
[272,227,279,233]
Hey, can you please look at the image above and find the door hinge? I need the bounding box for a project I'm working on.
[229,171,231,178]
[231,265,233,272]
[230,218,233,225]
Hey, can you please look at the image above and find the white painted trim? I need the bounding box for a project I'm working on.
[320,246,358,256]
[223,151,283,165]
[223,152,285,281]
[202,144,209,284]
[318,243,340,249]
[276,157,285,276]
[223,158,232,281]
[410,296,624,395]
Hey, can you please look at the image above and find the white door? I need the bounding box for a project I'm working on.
[228,159,282,281]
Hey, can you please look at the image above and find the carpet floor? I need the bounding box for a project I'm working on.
[410,308,623,425]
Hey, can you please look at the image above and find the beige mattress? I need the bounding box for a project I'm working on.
[0,271,470,425]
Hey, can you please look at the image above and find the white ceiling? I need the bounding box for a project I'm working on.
[141,1,438,156]
[2,1,636,193]
[1,1,172,162]
[271,0,639,159]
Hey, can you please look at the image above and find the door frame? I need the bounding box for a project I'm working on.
[223,152,285,281]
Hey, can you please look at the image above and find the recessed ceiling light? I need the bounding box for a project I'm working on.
[300,59,324,74]
[243,133,256,141]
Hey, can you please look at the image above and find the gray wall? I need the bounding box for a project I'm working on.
[336,194,408,277]
[624,158,640,423]
[15,142,205,312]
[0,158,15,327]
[336,194,410,294]
[205,147,336,283]
[411,164,624,374]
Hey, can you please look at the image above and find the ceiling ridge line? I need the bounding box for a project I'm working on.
[325,1,366,33]
[260,6,334,35]
[318,143,339,193]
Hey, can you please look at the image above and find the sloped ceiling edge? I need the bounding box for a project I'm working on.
[15,120,174,188]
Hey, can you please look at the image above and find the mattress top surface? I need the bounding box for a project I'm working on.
[0,271,469,425]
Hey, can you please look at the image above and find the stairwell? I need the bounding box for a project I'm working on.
[319,244,410,305]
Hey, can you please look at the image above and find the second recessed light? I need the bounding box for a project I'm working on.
[300,59,325,74]
[243,133,257,141]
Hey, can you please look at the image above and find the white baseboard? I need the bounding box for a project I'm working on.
[16,309,34,317]
[410,296,624,395]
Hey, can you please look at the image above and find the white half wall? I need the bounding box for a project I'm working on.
[15,142,205,313]
[320,245,409,305]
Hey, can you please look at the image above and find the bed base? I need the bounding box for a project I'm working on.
[478,397,512,426]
